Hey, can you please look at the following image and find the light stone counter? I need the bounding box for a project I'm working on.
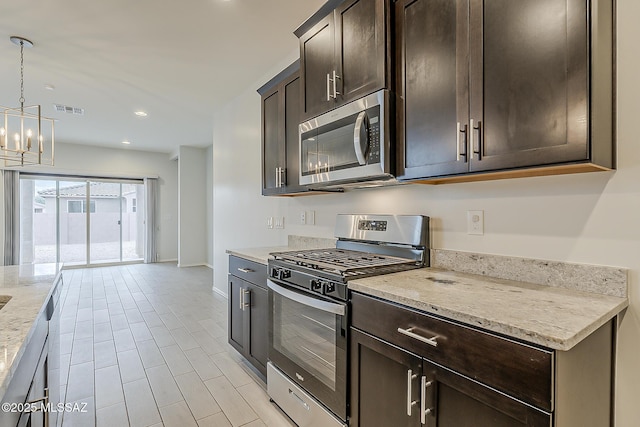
[0,263,63,401]
[226,246,290,265]
[348,267,628,351]
[226,235,337,265]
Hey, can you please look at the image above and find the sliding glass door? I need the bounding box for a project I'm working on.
[20,176,145,266]
[59,180,88,265]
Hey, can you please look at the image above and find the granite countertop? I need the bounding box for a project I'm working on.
[227,235,338,265]
[348,267,628,351]
[226,246,290,265]
[0,263,63,401]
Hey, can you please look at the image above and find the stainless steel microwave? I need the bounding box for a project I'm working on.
[299,89,392,186]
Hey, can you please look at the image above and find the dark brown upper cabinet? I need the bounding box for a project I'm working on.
[295,0,391,120]
[258,61,305,196]
[395,0,614,183]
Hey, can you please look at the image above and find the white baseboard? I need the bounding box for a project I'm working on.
[158,258,178,263]
[213,286,228,299]
[205,263,214,269]
[177,263,207,268]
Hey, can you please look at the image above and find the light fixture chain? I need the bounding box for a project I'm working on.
[19,40,25,106]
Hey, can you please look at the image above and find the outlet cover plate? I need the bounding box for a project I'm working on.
[467,210,484,235]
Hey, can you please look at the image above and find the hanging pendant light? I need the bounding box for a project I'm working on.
[0,36,55,167]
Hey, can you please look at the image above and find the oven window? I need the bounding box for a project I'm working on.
[272,292,338,391]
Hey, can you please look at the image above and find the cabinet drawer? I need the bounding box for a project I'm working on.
[229,256,267,287]
[351,292,553,412]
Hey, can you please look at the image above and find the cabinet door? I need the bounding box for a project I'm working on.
[283,73,302,192]
[423,360,551,427]
[300,13,336,119]
[335,0,388,104]
[350,328,422,427]
[262,86,284,195]
[228,276,246,353]
[247,284,268,375]
[396,0,470,180]
[468,0,588,172]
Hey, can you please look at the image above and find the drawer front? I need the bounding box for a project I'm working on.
[229,256,267,287]
[351,292,553,412]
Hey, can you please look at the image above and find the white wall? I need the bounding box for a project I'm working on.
[211,55,301,294]
[178,145,208,267]
[212,2,640,425]
[17,142,179,262]
[206,144,214,268]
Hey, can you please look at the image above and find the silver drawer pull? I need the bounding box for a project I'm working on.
[397,327,438,347]
[237,267,254,273]
[407,369,418,416]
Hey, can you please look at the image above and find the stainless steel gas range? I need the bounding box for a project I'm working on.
[267,214,430,427]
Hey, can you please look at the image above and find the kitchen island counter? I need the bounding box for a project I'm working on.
[0,263,63,402]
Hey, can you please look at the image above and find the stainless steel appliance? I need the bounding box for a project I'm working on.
[299,90,393,187]
[267,214,430,427]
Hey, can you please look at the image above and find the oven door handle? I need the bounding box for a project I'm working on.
[267,280,346,316]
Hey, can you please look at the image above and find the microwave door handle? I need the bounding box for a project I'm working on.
[353,111,368,166]
[267,280,346,316]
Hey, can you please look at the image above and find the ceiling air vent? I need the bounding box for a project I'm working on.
[53,104,84,116]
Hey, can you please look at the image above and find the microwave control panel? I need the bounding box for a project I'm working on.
[368,113,380,164]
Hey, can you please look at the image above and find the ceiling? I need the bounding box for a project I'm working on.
[0,0,325,153]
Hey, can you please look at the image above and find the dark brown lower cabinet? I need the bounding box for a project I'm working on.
[350,292,614,427]
[350,328,422,427]
[350,328,550,427]
[228,256,268,378]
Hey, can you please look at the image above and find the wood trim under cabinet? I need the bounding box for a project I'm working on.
[408,162,612,185]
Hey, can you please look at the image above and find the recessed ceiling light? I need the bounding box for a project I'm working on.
[134,111,148,117]
[122,140,131,145]
[44,84,55,91]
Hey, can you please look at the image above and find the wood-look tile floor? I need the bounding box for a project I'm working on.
[58,263,295,427]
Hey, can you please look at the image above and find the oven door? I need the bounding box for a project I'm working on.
[268,279,348,421]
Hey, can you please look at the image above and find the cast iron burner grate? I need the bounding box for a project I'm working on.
[271,248,417,276]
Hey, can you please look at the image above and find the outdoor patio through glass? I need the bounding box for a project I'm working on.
[19,176,145,266]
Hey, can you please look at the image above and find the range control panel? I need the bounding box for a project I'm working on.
[358,220,387,232]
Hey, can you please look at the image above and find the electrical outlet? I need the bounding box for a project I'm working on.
[467,210,484,235]
[275,216,285,229]
[300,211,306,225]
[267,217,274,229]
[308,210,315,225]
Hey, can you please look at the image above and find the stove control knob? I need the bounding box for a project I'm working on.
[324,283,336,294]
[271,268,281,278]
[281,269,291,279]
[310,280,323,292]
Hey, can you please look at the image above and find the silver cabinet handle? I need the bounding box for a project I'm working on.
[397,327,438,347]
[326,73,331,102]
[279,167,286,186]
[275,167,279,188]
[332,70,341,98]
[353,111,368,165]
[239,287,244,310]
[471,119,482,160]
[456,122,467,162]
[243,289,250,309]
[420,376,433,425]
[27,387,50,427]
[407,369,418,416]
[237,267,254,273]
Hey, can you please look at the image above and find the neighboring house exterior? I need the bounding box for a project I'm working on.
[21,180,144,263]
